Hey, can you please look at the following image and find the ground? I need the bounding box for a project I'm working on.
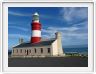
[8,56,88,67]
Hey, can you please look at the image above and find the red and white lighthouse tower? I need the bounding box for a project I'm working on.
[31,12,41,43]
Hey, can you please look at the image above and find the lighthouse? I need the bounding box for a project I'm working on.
[31,12,41,43]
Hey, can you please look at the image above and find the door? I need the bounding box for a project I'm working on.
[27,50,28,55]
[25,50,29,56]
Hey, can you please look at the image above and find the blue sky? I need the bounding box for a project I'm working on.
[8,7,88,50]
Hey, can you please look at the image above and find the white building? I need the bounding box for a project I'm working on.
[12,32,64,57]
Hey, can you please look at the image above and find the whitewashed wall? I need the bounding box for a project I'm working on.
[12,45,52,57]
[51,40,58,56]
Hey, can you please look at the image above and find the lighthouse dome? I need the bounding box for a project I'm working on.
[33,12,39,16]
[33,12,39,22]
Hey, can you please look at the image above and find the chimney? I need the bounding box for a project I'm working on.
[55,32,64,55]
[19,38,24,44]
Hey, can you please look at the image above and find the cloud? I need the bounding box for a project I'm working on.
[61,7,88,24]
[47,26,79,32]
[42,20,88,46]
[42,26,87,38]
[9,26,29,32]
[9,34,30,39]
[8,11,32,16]
[72,21,88,28]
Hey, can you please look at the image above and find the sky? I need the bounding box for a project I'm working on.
[8,7,88,50]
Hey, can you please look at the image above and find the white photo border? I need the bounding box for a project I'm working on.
[2,0,93,3]
[93,1,95,72]
[2,2,94,73]
[0,1,2,73]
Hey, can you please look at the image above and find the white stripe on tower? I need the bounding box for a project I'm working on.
[33,20,39,23]
[32,30,41,37]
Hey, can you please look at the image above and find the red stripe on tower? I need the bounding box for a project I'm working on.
[31,12,41,43]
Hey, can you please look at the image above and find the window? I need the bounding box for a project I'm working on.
[20,49,22,53]
[41,48,43,53]
[48,48,50,53]
[35,48,36,53]
[29,50,31,53]
[25,50,27,53]
[17,49,18,53]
